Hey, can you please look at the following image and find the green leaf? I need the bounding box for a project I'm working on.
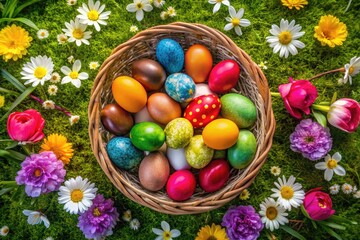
[328,215,357,225]
[0,149,25,161]
[280,225,306,240]
[11,17,39,30]
[312,110,327,128]
[1,69,26,92]
[300,204,311,219]
[0,87,20,96]
[331,92,338,104]
[321,225,343,240]
[2,0,19,18]
[0,86,36,122]
[5,141,18,150]
[0,187,14,196]
[319,221,346,230]
[13,0,41,17]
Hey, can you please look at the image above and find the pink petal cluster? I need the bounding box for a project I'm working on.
[327,98,360,133]
[303,188,335,221]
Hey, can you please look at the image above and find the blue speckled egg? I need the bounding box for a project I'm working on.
[156,39,184,73]
[165,73,196,103]
[106,137,144,170]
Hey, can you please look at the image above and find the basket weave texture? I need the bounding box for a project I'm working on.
[88,22,276,215]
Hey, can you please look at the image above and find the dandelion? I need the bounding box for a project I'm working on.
[224,6,251,36]
[40,133,74,165]
[76,0,111,31]
[67,0,77,6]
[70,115,80,125]
[50,72,61,83]
[23,210,50,228]
[153,0,165,8]
[167,6,176,17]
[281,0,308,10]
[329,184,340,195]
[341,183,353,194]
[258,61,268,70]
[126,0,153,22]
[122,210,132,222]
[315,152,346,181]
[57,33,68,44]
[68,55,75,63]
[130,218,140,230]
[48,85,58,96]
[61,59,89,88]
[37,29,49,39]
[0,95,4,108]
[0,24,32,61]
[271,175,305,210]
[314,15,347,48]
[62,18,92,46]
[152,221,181,239]
[239,189,250,200]
[89,61,99,70]
[270,166,281,176]
[0,226,9,236]
[208,0,230,14]
[42,100,55,109]
[259,198,289,231]
[130,25,139,33]
[160,11,168,20]
[342,56,360,85]
[20,55,54,87]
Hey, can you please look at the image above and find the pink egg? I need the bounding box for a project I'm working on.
[166,170,196,201]
[199,159,230,193]
[208,60,240,94]
[134,106,156,123]
[194,83,215,98]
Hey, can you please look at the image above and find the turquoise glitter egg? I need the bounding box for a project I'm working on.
[106,137,144,170]
[165,73,196,103]
[156,38,184,73]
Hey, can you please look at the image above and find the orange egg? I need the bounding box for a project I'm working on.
[147,93,182,125]
[112,76,147,113]
[202,119,239,150]
[185,44,213,83]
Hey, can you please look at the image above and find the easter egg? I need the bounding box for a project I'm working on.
[202,119,239,150]
[199,159,230,193]
[184,94,221,128]
[164,118,193,148]
[220,93,257,128]
[166,147,191,170]
[132,59,166,91]
[139,152,170,191]
[106,137,143,170]
[156,38,184,73]
[112,76,147,113]
[166,170,196,201]
[147,93,182,125]
[165,73,196,103]
[130,122,165,151]
[185,44,213,83]
[134,106,156,123]
[185,135,214,169]
[194,83,215,98]
[100,103,133,135]
[228,130,257,169]
[208,60,240,94]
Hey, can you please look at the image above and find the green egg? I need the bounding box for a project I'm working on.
[164,118,193,149]
[130,122,165,151]
[227,130,257,169]
[185,135,214,169]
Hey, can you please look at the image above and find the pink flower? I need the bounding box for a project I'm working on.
[278,77,318,119]
[327,98,360,133]
[7,109,45,143]
[303,188,335,221]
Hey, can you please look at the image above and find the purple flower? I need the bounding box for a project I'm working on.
[290,119,332,161]
[78,194,119,240]
[222,205,263,240]
[15,151,66,197]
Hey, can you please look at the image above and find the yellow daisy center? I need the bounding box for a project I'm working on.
[40,32,46,37]
[327,159,337,169]
[349,66,354,74]
[163,231,171,240]
[279,31,292,45]
[88,10,99,21]
[70,189,84,202]
[266,206,278,220]
[280,186,294,199]
[216,0,222,2]
[231,18,240,26]
[70,71,79,79]
[34,67,47,79]
[93,207,101,216]
[2,228,9,234]
[72,29,84,39]
[136,3,143,9]
[34,169,42,177]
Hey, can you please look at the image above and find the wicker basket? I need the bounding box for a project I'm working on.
[88,22,275,215]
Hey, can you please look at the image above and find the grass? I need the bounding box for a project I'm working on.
[0,0,360,239]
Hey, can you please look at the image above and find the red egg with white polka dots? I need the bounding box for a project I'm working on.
[184,94,221,128]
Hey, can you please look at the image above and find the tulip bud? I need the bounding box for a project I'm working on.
[303,188,335,221]
[327,98,360,133]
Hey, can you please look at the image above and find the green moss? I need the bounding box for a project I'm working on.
[1,0,360,239]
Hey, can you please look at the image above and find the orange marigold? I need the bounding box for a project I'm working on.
[314,15,348,47]
[0,24,32,61]
[40,134,74,165]
[281,0,308,10]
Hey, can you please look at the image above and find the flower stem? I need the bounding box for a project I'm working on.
[270,92,281,97]
[30,94,72,117]
[312,104,331,113]
[306,68,344,81]
[21,144,31,155]
[0,87,19,96]
[0,181,17,186]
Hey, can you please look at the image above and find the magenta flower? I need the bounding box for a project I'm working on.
[15,151,66,197]
[222,205,263,240]
[327,98,360,133]
[78,194,119,240]
[290,119,332,161]
[303,188,335,221]
[7,109,45,144]
[279,77,318,119]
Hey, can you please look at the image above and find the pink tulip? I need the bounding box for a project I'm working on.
[327,98,360,133]
[303,188,335,221]
[7,109,45,143]
[279,77,318,119]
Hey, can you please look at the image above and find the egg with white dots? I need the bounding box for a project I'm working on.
[165,73,196,103]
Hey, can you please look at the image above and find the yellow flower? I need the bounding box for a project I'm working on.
[314,15,348,48]
[0,95,4,108]
[40,134,74,165]
[0,24,32,62]
[195,223,228,240]
[281,0,308,10]
[239,189,250,200]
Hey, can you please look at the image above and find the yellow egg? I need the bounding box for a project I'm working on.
[112,76,147,113]
[202,119,239,150]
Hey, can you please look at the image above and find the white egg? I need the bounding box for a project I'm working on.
[134,106,156,123]
[166,147,191,170]
[181,83,216,108]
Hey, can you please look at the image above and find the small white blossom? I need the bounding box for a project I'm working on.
[42,100,55,110]
[329,184,340,195]
[48,85,58,96]
[37,29,49,39]
[57,33,68,44]
[67,0,77,6]
[130,218,140,230]
[70,115,80,125]
[167,6,176,17]
[89,61,99,70]
[342,183,353,194]
[130,25,139,33]
[0,226,9,236]
[270,166,281,176]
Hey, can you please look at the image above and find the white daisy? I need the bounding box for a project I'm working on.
[354,190,360,199]
[342,56,360,85]
[259,198,289,231]
[76,0,111,32]
[0,226,9,236]
[23,210,50,228]
[130,218,140,230]
[48,85,58,96]
[20,55,54,87]
[61,60,89,88]
[126,0,153,22]
[342,183,353,194]
[258,61,268,70]
[37,29,49,39]
[58,176,97,214]
[69,115,80,125]
[67,55,75,63]
[152,221,181,240]
[57,33,68,44]
[50,72,61,83]
[122,210,132,222]
[153,0,165,8]
[208,0,230,14]
[329,184,340,195]
[42,100,55,110]
[67,0,77,5]
[167,6,176,17]
[224,6,251,36]
[89,61,99,70]
[130,25,139,33]
[315,152,346,181]
[266,19,305,58]
[271,175,305,210]
[62,18,92,46]
[160,11,168,20]
[270,166,281,176]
